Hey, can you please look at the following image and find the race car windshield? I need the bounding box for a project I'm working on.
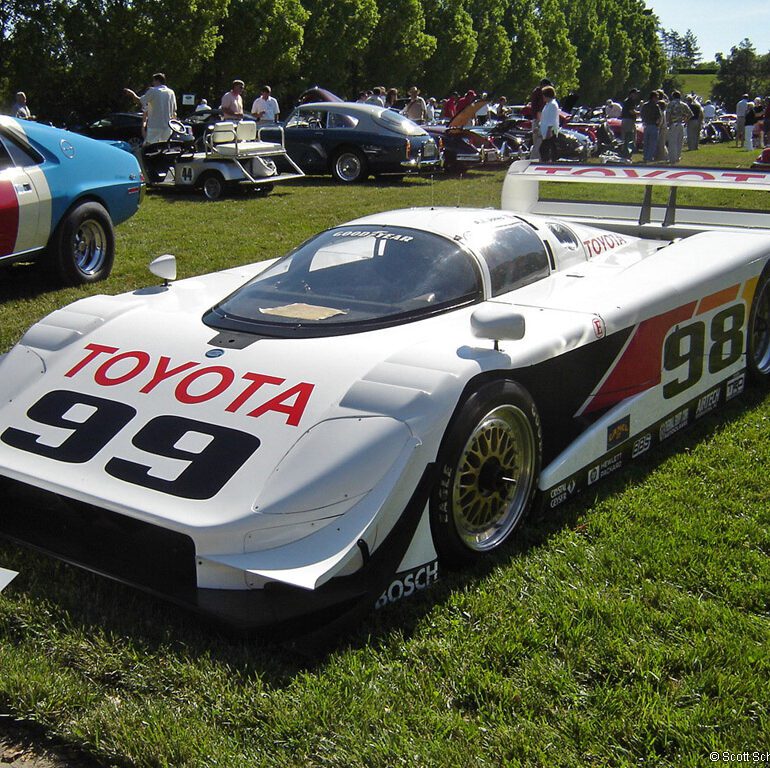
[204,225,481,337]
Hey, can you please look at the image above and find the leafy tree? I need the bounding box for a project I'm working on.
[599,0,633,97]
[681,30,702,67]
[611,0,665,93]
[712,39,766,108]
[421,0,477,97]
[465,0,511,91]
[660,27,702,70]
[299,0,379,97]
[208,0,308,102]
[562,0,612,103]
[2,1,72,119]
[6,0,229,120]
[362,0,436,90]
[500,0,543,102]
[536,0,579,95]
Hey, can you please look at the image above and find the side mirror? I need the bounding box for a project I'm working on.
[149,253,177,285]
[471,305,526,349]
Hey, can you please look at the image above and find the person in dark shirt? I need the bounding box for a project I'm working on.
[620,88,640,159]
[640,91,662,163]
[529,78,551,160]
[686,96,702,151]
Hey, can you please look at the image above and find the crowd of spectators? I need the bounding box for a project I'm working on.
[6,74,770,162]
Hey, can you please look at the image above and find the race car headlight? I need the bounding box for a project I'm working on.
[0,346,46,404]
[253,416,413,518]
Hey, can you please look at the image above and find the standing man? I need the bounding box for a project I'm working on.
[686,95,702,151]
[620,88,640,159]
[221,79,245,121]
[529,78,551,160]
[665,90,693,165]
[124,73,177,144]
[366,87,385,107]
[11,92,32,120]
[251,86,280,125]
[402,86,427,124]
[735,94,749,147]
[539,85,560,163]
[639,91,662,164]
[604,98,622,119]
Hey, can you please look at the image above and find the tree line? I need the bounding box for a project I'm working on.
[0,0,764,123]
[1,0,665,121]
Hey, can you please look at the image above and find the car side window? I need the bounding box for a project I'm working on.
[0,131,39,169]
[546,222,581,251]
[476,223,550,297]
[327,112,358,129]
[0,137,13,171]
[286,109,325,129]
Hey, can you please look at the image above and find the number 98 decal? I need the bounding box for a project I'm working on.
[1,390,260,500]
[662,303,745,399]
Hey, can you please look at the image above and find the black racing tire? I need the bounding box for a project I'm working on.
[430,381,542,566]
[49,201,115,285]
[331,148,368,183]
[200,171,225,201]
[747,263,770,384]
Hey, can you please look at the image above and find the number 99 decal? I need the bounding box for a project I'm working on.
[1,390,260,499]
[663,304,745,399]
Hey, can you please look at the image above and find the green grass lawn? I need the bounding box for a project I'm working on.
[0,144,768,767]
[674,73,718,101]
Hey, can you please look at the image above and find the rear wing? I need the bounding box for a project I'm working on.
[501,160,770,236]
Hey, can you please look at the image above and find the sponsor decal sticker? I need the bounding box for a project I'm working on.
[583,233,628,257]
[593,316,606,339]
[726,372,746,401]
[695,388,721,419]
[607,415,630,450]
[63,343,315,427]
[587,453,622,486]
[631,433,652,458]
[375,561,439,609]
[659,408,689,441]
[548,478,577,508]
[333,230,413,242]
[528,165,770,185]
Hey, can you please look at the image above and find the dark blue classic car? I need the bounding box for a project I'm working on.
[270,102,440,182]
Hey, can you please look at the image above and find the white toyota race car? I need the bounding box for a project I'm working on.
[0,161,769,633]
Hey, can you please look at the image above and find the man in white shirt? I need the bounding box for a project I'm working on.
[401,86,427,124]
[539,86,561,162]
[735,94,749,147]
[124,73,177,144]
[221,80,245,121]
[366,87,385,107]
[251,86,280,125]
[11,92,32,120]
[604,99,622,119]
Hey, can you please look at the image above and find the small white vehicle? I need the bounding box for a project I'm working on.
[140,119,304,200]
